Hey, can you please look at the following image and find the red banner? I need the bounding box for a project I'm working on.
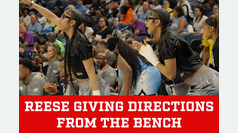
[19,96,219,133]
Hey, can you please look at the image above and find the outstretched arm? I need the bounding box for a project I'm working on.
[20,0,60,26]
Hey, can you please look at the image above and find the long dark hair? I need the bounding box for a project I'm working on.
[117,38,152,87]
[194,5,205,23]
[149,8,170,36]
[174,6,184,18]
[63,9,91,94]
[97,17,109,31]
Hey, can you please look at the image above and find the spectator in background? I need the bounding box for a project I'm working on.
[38,42,63,85]
[19,19,23,35]
[54,6,62,18]
[119,6,134,30]
[19,43,32,60]
[75,0,88,15]
[19,52,25,59]
[92,17,113,44]
[152,0,162,10]
[138,1,151,22]
[80,19,94,39]
[87,0,101,16]
[67,5,76,10]
[38,33,48,45]
[97,41,117,68]
[19,58,45,96]
[177,0,194,23]
[170,6,188,39]
[47,32,65,55]
[64,0,75,12]
[20,8,31,27]
[124,0,134,10]
[28,14,42,34]
[134,0,144,15]
[20,23,34,47]
[163,0,174,21]
[193,5,207,33]
[34,42,50,75]
[131,12,146,40]
[42,19,60,35]
[91,10,103,31]
[37,12,47,27]
[96,53,117,88]
[205,0,218,17]
[112,17,123,38]
[190,0,200,12]
[212,4,219,15]
[203,14,219,72]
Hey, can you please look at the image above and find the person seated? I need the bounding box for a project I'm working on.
[131,12,146,40]
[37,12,47,27]
[124,0,134,10]
[177,0,194,23]
[79,19,94,39]
[91,17,113,44]
[54,6,62,18]
[19,52,25,59]
[134,0,144,15]
[19,58,45,96]
[205,0,218,17]
[19,43,32,60]
[138,1,151,23]
[163,0,174,21]
[212,4,219,15]
[112,17,123,38]
[20,8,31,27]
[170,6,188,39]
[202,34,214,66]
[28,14,42,35]
[152,0,162,10]
[96,53,117,88]
[118,6,134,30]
[47,32,65,55]
[91,10,103,31]
[75,0,88,15]
[42,19,60,35]
[19,23,34,50]
[192,5,207,33]
[86,0,101,17]
[38,42,63,86]
[33,42,50,75]
[44,61,79,95]
[97,41,117,68]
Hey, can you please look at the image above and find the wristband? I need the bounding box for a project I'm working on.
[139,45,160,67]
[92,90,100,95]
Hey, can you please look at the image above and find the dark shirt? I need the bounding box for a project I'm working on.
[212,37,219,72]
[93,27,113,39]
[69,31,97,79]
[158,29,203,84]
[205,7,213,17]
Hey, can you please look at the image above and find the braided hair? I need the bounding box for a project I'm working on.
[63,9,91,95]
[117,38,152,87]
[149,8,170,36]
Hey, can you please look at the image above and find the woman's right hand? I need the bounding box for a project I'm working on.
[20,0,30,4]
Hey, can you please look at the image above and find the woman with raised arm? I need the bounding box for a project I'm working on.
[133,8,219,96]
[20,0,106,95]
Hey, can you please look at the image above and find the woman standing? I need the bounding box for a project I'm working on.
[133,8,219,96]
[20,0,104,95]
